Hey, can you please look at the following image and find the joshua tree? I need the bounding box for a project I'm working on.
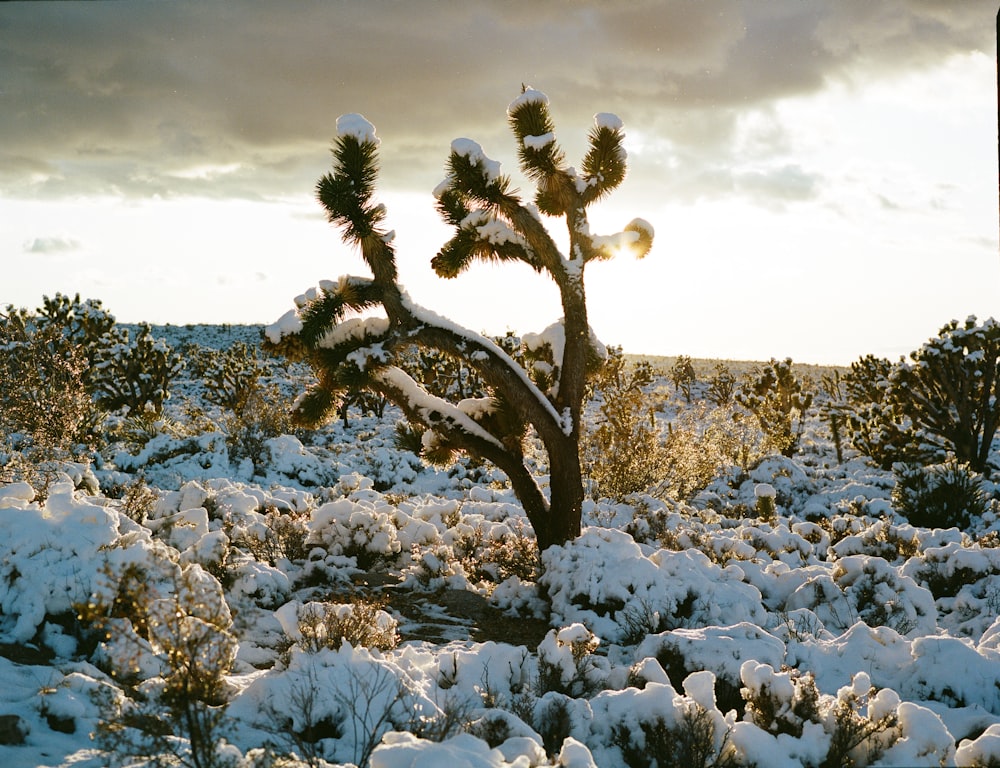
[264,88,653,551]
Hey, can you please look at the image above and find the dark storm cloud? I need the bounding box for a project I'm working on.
[0,1,991,202]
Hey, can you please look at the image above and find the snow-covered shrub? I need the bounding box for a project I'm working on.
[231,644,440,767]
[221,384,293,475]
[449,516,540,584]
[275,597,399,653]
[737,664,905,768]
[536,624,604,697]
[829,518,921,563]
[956,723,1000,767]
[590,674,736,768]
[93,563,239,768]
[636,624,786,718]
[735,357,813,458]
[612,698,738,768]
[754,482,777,522]
[230,505,310,567]
[541,528,766,643]
[901,539,1000,599]
[0,480,141,647]
[92,323,184,415]
[892,460,991,531]
[787,555,935,636]
[740,661,821,738]
[307,497,403,569]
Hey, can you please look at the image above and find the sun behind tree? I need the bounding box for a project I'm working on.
[264,87,653,551]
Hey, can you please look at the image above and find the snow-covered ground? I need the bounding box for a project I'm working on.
[2,324,1000,767]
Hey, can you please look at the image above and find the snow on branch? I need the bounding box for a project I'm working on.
[450,138,502,183]
[336,113,379,146]
[374,365,505,451]
[400,290,566,428]
[507,87,549,114]
[590,218,654,261]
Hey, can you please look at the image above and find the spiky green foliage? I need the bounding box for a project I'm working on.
[92,323,184,415]
[736,358,813,458]
[842,318,1000,474]
[265,90,653,551]
[888,316,1000,474]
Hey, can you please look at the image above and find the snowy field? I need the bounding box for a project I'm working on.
[2,324,1000,767]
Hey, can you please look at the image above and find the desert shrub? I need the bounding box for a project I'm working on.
[891,460,990,530]
[669,355,696,402]
[221,384,294,474]
[830,518,920,563]
[821,675,900,768]
[202,342,263,412]
[117,474,159,524]
[741,663,821,739]
[705,362,737,406]
[611,703,739,768]
[832,556,930,635]
[92,323,184,415]
[736,358,813,458]
[535,625,602,698]
[289,596,399,652]
[529,694,578,757]
[661,405,765,500]
[90,563,238,768]
[307,499,403,570]
[582,349,671,501]
[233,506,311,567]
[454,518,540,584]
[0,309,102,454]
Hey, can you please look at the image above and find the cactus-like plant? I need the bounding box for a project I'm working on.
[265,88,653,550]
[736,358,813,458]
[92,323,184,415]
[888,316,1000,474]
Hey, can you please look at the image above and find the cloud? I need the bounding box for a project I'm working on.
[22,236,83,254]
[0,1,992,202]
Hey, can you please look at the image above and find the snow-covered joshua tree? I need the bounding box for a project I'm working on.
[264,88,653,551]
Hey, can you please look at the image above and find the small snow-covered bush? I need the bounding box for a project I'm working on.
[956,723,1000,767]
[221,384,293,475]
[275,597,399,653]
[737,664,905,768]
[231,644,440,767]
[307,497,403,570]
[93,563,239,768]
[536,624,603,697]
[541,528,766,643]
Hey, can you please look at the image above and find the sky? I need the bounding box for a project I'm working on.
[1,1,997,365]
